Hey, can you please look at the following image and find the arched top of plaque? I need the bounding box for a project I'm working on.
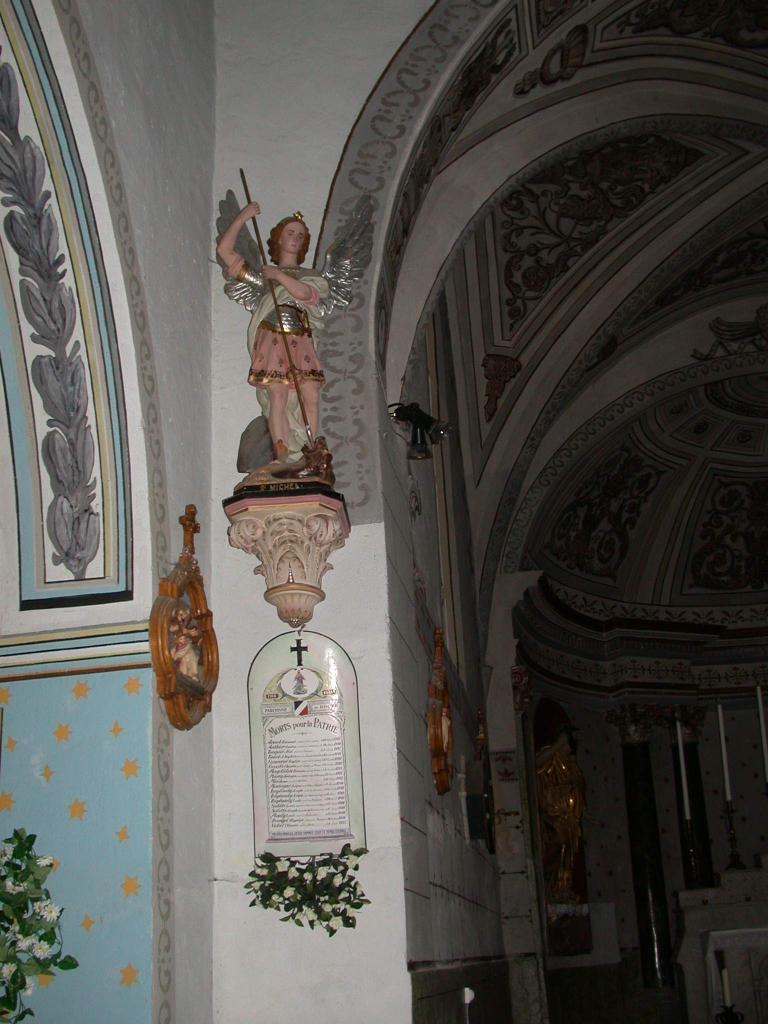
[150,506,219,731]
[248,630,365,857]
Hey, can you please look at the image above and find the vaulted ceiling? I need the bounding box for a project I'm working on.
[371,0,768,692]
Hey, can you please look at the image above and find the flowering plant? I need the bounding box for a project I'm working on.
[0,829,78,1022]
[245,844,369,935]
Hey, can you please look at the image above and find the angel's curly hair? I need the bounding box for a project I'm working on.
[268,217,310,265]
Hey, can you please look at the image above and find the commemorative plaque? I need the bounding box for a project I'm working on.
[247,631,365,856]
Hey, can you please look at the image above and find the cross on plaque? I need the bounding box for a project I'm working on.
[291,638,308,667]
[179,505,200,554]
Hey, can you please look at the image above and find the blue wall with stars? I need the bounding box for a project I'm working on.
[0,663,153,1023]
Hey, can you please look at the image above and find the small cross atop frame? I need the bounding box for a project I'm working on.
[179,505,200,555]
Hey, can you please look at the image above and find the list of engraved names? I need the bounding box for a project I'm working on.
[265,715,349,840]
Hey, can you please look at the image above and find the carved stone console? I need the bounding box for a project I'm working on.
[224,487,350,628]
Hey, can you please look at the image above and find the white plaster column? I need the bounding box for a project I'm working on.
[210,2,431,1020]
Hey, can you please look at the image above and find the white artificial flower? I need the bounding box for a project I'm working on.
[275,859,290,872]
[283,887,296,898]
[33,900,61,923]
[36,856,54,867]
[316,866,329,880]
[1,963,15,980]
[0,844,12,863]
[287,867,299,879]
[321,902,332,913]
[15,936,31,952]
[304,908,317,921]
[303,872,312,881]
[254,866,268,876]
[332,873,343,887]
[347,855,360,869]
[32,940,51,960]
[329,915,343,930]
[4,880,24,894]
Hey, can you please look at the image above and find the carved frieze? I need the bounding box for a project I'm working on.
[544,445,665,580]
[498,134,702,337]
[651,220,768,317]
[514,24,589,95]
[615,0,768,50]
[534,0,585,38]
[693,303,768,360]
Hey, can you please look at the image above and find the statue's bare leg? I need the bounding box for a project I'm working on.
[302,380,322,441]
[268,383,290,459]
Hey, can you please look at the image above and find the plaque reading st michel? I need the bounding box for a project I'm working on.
[248,631,366,857]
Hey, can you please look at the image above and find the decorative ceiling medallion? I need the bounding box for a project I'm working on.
[150,506,219,731]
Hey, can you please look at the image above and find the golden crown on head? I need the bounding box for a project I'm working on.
[291,210,305,223]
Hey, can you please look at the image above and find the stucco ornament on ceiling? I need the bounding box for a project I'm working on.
[545,445,666,581]
[690,476,768,591]
[615,0,768,48]
[499,134,701,338]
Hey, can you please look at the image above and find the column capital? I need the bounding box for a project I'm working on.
[668,704,707,741]
[605,703,666,743]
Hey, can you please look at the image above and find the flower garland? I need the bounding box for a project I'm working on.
[245,844,369,935]
[0,830,78,1022]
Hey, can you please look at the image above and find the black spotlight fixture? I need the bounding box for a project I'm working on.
[388,402,450,460]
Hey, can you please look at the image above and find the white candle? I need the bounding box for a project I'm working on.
[721,965,732,1006]
[757,686,768,786]
[717,703,732,803]
[676,719,691,820]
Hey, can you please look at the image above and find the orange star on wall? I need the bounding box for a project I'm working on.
[111,720,123,737]
[121,876,141,897]
[41,765,54,783]
[5,737,16,752]
[81,914,94,932]
[50,857,60,872]
[0,687,10,705]
[121,759,139,779]
[116,826,129,843]
[36,974,54,988]
[0,792,14,812]
[72,681,90,700]
[119,964,139,987]
[123,676,141,695]
[68,799,86,820]
[54,723,71,743]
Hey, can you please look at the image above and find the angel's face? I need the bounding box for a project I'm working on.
[278,221,307,262]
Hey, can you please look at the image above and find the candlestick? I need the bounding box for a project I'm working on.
[758,686,768,793]
[717,703,732,802]
[676,719,691,820]
[724,800,746,870]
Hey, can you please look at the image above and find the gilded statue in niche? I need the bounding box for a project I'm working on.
[536,728,586,903]
[215,181,372,485]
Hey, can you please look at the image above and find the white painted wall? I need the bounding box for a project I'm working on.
[210,2,430,1021]
[73,4,217,1023]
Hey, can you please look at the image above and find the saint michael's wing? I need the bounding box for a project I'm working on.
[315,195,374,318]
[216,189,264,311]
